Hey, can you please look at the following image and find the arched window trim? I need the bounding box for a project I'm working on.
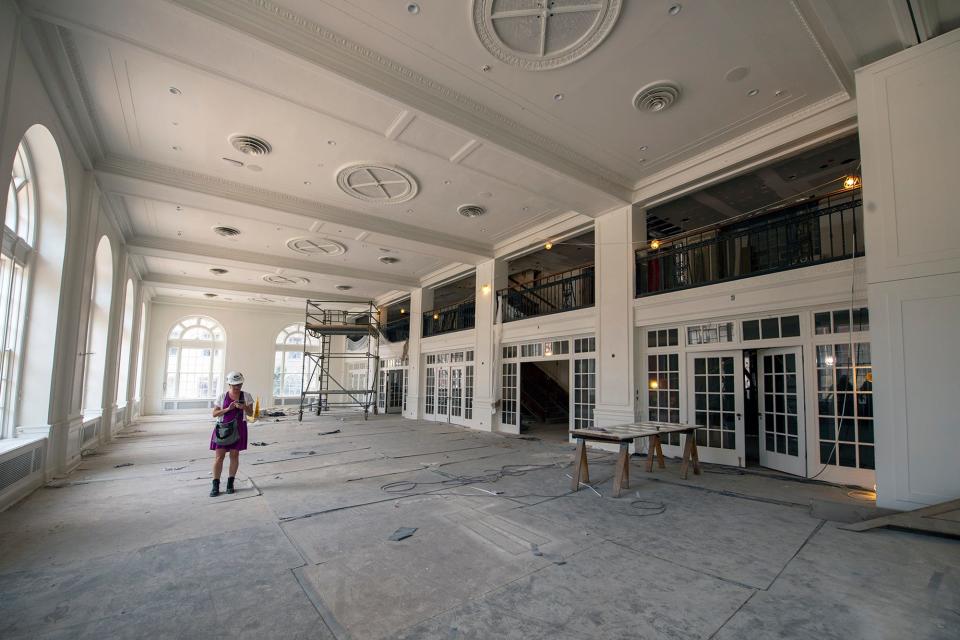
[274,322,305,400]
[163,315,226,410]
[0,140,37,438]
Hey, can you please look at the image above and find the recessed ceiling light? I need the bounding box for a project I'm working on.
[775,89,785,96]
[521,206,529,211]
[204,293,217,298]
[443,180,451,185]
[639,145,648,151]
[747,88,759,96]
[407,3,420,14]
[481,64,491,72]
[175,205,183,211]
[668,4,682,15]
[725,66,750,83]
[406,209,414,214]
[554,93,564,101]
[379,256,400,264]
[172,121,179,126]
[169,86,182,95]
[303,180,311,185]
[171,145,181,151]
[336,285,353,291]
[638,158,646,163]
[327,140,336,146]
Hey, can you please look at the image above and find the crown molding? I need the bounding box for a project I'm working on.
[95,154,492,262]
[126,234,419,288]
[150,293,306,314]
[166,0,633,199]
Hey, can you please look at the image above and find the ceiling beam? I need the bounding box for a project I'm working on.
[126,235,419,288]
[141,272,369,303]
[94,155,493,263]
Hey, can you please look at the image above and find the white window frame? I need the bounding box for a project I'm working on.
[163,316,226,410]
[274,323,305,401]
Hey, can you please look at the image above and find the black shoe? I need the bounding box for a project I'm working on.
[226,477,235,494]
[210,479,220,497]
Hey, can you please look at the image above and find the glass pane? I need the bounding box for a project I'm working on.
[780,315,800,337]
[761,318,779,339]
[742,320,759,341]
[833,309,851,333]
[814,312,831,335]
[852,307,870,332]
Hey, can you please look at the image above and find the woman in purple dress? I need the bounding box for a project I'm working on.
[209,371,253,496]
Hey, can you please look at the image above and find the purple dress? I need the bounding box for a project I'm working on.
[209,391,249,451]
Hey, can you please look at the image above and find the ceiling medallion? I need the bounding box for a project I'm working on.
[473,0,622,71]
[262,274,310,286]
[336,163,418,204]
[286,237,347,257]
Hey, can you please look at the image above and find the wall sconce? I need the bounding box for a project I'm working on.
[544,241,553,250]
[650,239,661,250]
[433,313,439,320]
[481,284,491,295]
[843,175,861,190]
[399,308,406,315]
[649,379,659,389]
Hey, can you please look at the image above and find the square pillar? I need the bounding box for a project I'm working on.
[593,204,644,427]
[471,259,507,431]
[403,288,432,420]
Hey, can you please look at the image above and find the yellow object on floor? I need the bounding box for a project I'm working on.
[253,396,261,420]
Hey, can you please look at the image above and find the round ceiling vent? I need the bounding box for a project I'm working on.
[378,256,400,265]
[457,204,486,218]
[229,134,272,156]
[336,164,418,204]
[213,226,241,237]
[262,274,310,286]
[286,237,347,257]
[209,267,229,275]
[203,293,218,298]
[335,284,353,291]
[633,82,681,113]
[472,0,622,71]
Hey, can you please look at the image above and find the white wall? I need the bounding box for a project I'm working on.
[856,29,960,510]
[143,301,301,414]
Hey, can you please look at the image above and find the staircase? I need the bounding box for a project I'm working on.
[520,364,569,427]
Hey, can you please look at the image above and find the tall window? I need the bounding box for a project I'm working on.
[116,280,135,407]
[134,302,146,401]
[0,142,35,437]
[82,237,113,417]
[274,323,304,398]
[164,316,225,408]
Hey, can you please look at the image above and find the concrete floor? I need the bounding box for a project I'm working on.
[0,414,957,640]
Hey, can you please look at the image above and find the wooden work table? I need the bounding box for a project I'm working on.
[569,423,702,497]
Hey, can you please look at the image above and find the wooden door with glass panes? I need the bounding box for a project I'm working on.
[686,351,745,467]
[449,366,464,422]
[757,347,806,476]
[436,367,450,421]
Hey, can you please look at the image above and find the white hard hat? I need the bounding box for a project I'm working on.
[226,371,245,385]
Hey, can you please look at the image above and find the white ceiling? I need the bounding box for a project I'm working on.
[21,0,959,308]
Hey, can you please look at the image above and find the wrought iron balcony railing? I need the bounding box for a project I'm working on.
[422,298,476,337]
[381,316,410,343]
[498,264,595,323]
[636,190,864,298]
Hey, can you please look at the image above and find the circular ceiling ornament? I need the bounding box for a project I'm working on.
[286,236,347,257]
[248,297,275,304]
[472,0,622,71]
[262,274,310,286]
[336,163,418,204]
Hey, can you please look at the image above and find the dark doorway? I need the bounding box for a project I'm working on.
[743,350,760,465]
[520,361,570,442]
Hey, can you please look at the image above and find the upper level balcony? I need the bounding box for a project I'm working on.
[422,297,476,338]
[498,263,595,323]
[381,316,410,343]
[636,189,864,298]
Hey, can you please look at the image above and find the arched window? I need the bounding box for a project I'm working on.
[83,236,113,417]
[164,316,225,410]
[274,323,304,400]
[0,141,36,437]
[115,279,135,407]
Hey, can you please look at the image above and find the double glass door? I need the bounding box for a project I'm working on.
[427,365,464,423]
[757,347,806,476]
[687,351,745,467]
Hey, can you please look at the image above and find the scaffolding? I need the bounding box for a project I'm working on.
[298,300,381,421]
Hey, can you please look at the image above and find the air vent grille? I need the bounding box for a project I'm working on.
[209,268,229,276]
[378,256,400,265]
[335,285,353,291]
[633,83,681,113]
[229,134,272,156]
[213,226,241,238]
[203,293,218,298]
[286,237,347,257]
[262,274,310,286]
[457,204,486,219]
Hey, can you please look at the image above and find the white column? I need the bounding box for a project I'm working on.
[856,30,960,509]
[403,288,432,420]
[471,258,507,431]
[593,204,643,428]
